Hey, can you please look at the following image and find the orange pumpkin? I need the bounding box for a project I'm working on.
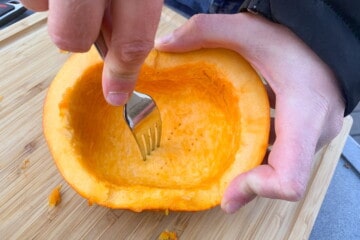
[43,47,269,212]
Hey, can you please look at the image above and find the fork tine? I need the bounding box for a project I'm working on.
[135,133,147,160]
[156,121,162,147]
[149,126,156,151]
[143,132,151,156]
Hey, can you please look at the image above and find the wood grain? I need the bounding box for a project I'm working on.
[0,8,353,240]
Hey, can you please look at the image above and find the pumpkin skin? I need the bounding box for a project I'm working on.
[43,47,269,212]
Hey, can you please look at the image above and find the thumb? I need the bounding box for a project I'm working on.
[155,14,228,52]
[155,13,260,54]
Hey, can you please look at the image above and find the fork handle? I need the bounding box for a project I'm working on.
[94,32,108,59]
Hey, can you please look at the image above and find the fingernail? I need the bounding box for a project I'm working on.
[223,201,241,214]
[155,33,173,46]
[106,91,129,106]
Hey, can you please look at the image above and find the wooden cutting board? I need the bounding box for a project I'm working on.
[0,7,353,240]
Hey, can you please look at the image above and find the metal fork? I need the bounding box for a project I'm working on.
[94,33,162,160]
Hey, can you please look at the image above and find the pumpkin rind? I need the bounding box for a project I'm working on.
[43,47,269,211]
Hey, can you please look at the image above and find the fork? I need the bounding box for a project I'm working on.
[94,33,162,160]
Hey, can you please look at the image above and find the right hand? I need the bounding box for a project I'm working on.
[21,0,163,106]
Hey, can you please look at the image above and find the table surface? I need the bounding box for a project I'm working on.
[0,7,353,240]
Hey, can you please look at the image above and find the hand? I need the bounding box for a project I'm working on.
[21,0,163,106]
[155,13,345,213]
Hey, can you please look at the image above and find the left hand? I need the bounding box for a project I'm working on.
[155,13,345,213]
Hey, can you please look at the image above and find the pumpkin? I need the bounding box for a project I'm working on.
[43,47,270,212]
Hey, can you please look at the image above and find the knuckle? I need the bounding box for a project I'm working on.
[49,31,92,52]
[313,91,345,148]
[113,41,153,65]
[318,114,343,149]
[188,14,207,29]
[187,14,209,35]
[279,178,306,201]
[327,117,343,140]
[20,0,48,11]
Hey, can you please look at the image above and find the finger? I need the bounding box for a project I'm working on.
[20,0,48,11]
[47,0,107,52]
[221,93,324,213]
[102,0,163,106]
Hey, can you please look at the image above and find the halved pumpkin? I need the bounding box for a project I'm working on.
[43,47,269,212]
